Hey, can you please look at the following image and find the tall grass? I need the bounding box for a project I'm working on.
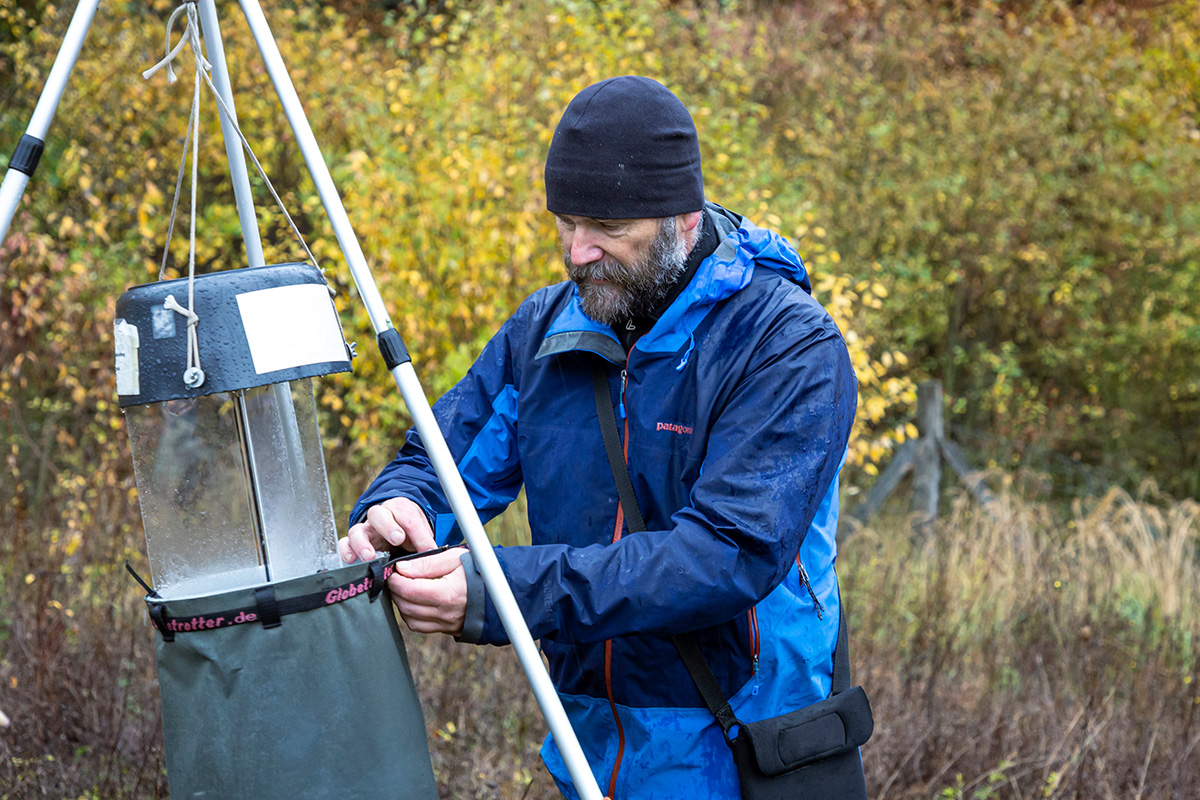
[2,483,1195,798]
[845,482,1199,799]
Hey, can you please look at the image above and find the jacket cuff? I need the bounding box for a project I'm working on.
[456,550,487,644]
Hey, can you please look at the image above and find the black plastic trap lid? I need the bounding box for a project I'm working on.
[114,263,352,408]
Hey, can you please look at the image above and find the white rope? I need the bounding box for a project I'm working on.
[163,294,202,386]
[143,1,322,277]
[146,3,195,85]
[144,2,207,388]
[197,68,323,274]
[158,101,195,281]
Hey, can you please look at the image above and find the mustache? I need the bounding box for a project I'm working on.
[564,255,634,284]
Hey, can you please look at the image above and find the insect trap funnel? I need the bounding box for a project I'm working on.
[116,262,437,799]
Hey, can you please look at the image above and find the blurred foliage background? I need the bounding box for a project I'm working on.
[1,0,1198,797]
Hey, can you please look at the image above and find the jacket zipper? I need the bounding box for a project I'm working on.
[748,606,761,695]
[605,360,631,798]
[618,368,627,419]
[795,555,825,619]
[745,562,819,703]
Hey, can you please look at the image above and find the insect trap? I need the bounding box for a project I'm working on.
[115,263,437,799]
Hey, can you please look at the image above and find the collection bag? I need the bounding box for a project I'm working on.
[591,364,874,799]
[139,558,438,800]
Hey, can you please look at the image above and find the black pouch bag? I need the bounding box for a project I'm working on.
[723,618,872,798]
[730,688,871,799]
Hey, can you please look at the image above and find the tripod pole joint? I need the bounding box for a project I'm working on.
[9,135,45,177]
[377,328,411,370]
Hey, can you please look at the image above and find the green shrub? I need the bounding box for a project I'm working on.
[755,0,1200,494]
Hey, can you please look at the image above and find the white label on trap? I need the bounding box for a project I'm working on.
[236,283,345,375]
[114,319,141,395]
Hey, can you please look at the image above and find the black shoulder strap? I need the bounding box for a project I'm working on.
[590,362,852,737]
[673,629,743,742]
[832,593,851,694]
[591,365,647,534]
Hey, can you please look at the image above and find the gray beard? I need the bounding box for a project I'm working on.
[564,217,690,326]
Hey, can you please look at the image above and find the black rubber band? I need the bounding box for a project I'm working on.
[125,560,161,598]
[255,586,282,629]
[147,602,175,642]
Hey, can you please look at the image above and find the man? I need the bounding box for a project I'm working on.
[341,76,857,798]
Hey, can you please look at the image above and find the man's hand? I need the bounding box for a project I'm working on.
[388,548,468,636]
[339,497,437,564]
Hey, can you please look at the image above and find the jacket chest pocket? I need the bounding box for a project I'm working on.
[516,421,621,546]
[625,434,705,526]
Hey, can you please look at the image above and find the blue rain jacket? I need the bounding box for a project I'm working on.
[352,203,858,798]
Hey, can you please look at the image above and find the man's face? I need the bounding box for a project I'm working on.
[556,214,689,325]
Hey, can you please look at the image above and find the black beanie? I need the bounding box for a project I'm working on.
[544,76,704,220]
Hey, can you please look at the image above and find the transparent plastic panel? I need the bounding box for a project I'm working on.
[241,380,340,581]
[125,396,266,599]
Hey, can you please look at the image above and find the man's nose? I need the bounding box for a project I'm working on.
[568,230,604,265]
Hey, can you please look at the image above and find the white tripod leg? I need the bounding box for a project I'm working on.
[0,0,101,244]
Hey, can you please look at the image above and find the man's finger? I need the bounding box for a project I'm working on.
[399,616,457,635]
[388,573,459,606]
[392,596,458,625]
[382,498,437,552]
[365,504,407,550]
[386,558,467,637]
[342,522,385,563]
[392,593,464,635]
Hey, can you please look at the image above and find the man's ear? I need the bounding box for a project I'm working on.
[678,210,703,235]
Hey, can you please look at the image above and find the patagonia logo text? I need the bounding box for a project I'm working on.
[656,422,693,435]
